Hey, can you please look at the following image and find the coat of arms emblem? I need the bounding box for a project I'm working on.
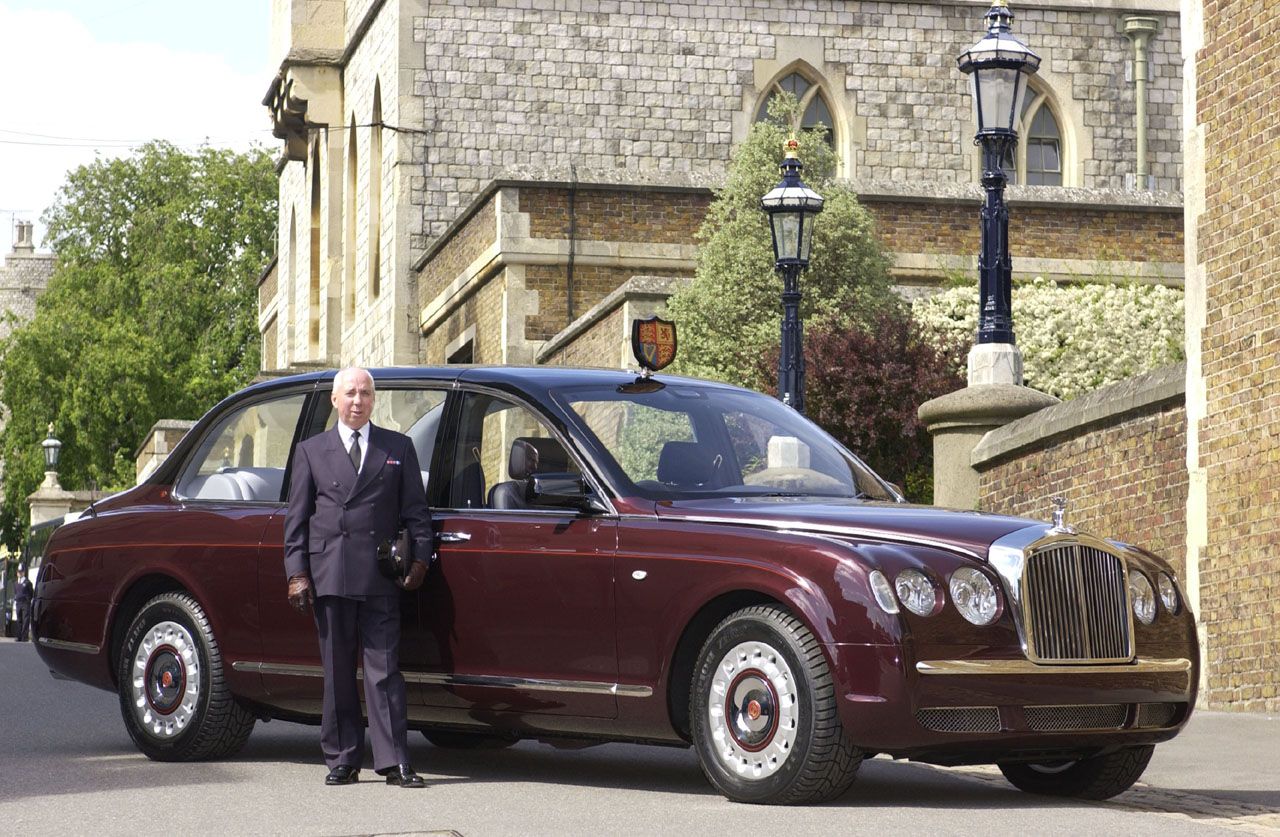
[631,316,677,374]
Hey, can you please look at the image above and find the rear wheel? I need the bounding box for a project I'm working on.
[998,745,1154,800]
[690,605,862,804]
[117,592,255,761]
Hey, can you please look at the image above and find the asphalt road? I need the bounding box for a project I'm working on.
[1,640,1276,836]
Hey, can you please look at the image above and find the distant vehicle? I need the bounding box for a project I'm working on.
[5,517,61,637]
[33,366,1198,804]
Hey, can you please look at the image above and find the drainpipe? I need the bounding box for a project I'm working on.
[1121,16,1161,190]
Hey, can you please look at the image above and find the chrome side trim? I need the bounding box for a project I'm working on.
[915,658,1192,676]
[675,515,985,561]
[37,637,101,655]
[231,661,653,698]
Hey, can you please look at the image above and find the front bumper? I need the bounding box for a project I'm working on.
[828,642,1197,764]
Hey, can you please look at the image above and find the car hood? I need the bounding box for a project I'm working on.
[653,497,1045,559]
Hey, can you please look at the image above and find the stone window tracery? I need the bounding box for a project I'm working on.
[754,71,837,149]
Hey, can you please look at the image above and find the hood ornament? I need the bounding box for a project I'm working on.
[1049,496,1075,534]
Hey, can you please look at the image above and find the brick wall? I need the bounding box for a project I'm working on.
[420,268,507,365]
[419,197,498,298]
[524,264,685,342]
[542,306,626,369]
[523,188,711,244]
[979,404,1189,578]
[1192,0,1280,711]
[868,200,1184,265]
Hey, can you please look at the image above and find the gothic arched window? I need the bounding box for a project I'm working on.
[755,71,837,149]
[1000,90,1064,186]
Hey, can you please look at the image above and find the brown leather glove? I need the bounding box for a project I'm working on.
[287,574,314,612]
[398,560,428,592]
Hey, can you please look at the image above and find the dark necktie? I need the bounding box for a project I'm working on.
[348,430,361,473]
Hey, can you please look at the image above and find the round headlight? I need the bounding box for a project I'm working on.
[1129,570,1156,625]
[949,568,1000,626]
[1157,572,1180,614]
[895,570,939,617]
[869,570,899,615]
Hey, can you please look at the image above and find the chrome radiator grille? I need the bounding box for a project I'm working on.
[1023,542,1132,662]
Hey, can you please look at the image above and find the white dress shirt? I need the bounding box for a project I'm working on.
[336,420,372,473]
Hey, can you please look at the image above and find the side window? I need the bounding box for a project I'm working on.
[444,392,578,510]
[312,387,448,494]
[176,393,308,502]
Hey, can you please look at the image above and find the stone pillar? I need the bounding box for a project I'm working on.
[27,472,75,527]
[919,384,1058,509]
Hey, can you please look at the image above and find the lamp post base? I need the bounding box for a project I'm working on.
[967,342,1024,386]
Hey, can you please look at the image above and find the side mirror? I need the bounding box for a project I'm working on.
[526,473,608,513]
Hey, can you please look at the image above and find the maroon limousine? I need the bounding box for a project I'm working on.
[32,366,1198,804]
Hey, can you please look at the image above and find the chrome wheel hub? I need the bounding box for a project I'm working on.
[707,640,799,780]
[130,620,200,739]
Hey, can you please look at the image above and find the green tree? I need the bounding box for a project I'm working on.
[0,142,277,548]
[666,95,894,386]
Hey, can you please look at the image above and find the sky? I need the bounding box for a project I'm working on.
[0,0,274,250]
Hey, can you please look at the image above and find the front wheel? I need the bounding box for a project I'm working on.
[998,745,1154,800]
[690,605,862,804]
[117,592,255,761]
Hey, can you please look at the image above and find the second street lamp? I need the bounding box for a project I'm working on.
[957,0,1040,350]
[761,138,824,413]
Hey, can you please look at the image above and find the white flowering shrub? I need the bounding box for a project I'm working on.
[911,277,1184,400]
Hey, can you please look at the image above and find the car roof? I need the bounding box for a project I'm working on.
[246,365,738,400]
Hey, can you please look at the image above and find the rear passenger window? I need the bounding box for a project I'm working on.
[176,393,307,502]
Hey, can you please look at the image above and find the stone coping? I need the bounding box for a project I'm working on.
[535,274,690,364]
[853,180,1184,212]
[972,362,1187,468]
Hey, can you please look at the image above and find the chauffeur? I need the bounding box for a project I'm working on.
[284,366,433,788]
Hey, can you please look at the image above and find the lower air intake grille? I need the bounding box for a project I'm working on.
[916,707,1001,733]
[1024,704,1127,731]
[1136,702,1180,728]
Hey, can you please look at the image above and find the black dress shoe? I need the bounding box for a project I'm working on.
[376,764,426,788]
[325,764,360,785]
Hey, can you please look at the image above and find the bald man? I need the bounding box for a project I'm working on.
[284,367,433,788]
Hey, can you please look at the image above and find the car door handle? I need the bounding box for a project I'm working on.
[437,532,471,543]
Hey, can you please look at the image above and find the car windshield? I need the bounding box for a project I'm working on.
[555,381,896,501]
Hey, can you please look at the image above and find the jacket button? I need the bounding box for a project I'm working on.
[341,531,348,537]
[369,530,375,535]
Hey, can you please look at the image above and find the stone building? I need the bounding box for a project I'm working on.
[262,0,1183,373]
[0,222,54,346]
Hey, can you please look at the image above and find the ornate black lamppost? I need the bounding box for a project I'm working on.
[42,424,62,471]
[957,0,1040,350]
[761,139,824,413]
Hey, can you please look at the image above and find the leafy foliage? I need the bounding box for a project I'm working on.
[757,307,965,503]
[0,142,277,548]
[666,95,894,387]
[911,276,1185,400]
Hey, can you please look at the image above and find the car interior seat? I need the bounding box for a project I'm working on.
[656,440,723,489]
[487,437,571,510]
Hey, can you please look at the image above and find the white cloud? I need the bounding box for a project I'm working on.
[0,4,275,250]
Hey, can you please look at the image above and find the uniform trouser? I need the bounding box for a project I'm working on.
[16,605,29,642]
[313,594,410,771]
